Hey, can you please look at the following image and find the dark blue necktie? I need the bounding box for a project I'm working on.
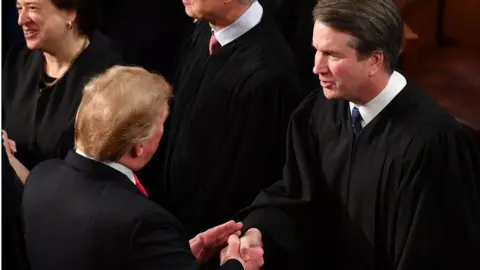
[351,107,363,136]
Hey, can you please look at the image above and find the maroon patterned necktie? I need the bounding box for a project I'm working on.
[209,33,221,55]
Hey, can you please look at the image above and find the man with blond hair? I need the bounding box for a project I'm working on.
[21,66,264,270]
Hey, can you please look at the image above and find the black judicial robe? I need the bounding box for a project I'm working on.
[238,84,480,269]
[157,18,301,238]
[2,31,123,170]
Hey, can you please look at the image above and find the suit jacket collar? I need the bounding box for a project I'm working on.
[64,150,146,198]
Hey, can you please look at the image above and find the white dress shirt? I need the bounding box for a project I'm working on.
[349,71,407,128]
[212,1,263,46]
[75,149,136,184]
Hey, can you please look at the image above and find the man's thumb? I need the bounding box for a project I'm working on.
[226,235,240,257]
[240,236,253,260]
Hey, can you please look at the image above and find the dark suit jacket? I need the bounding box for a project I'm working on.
[22,151,243,270]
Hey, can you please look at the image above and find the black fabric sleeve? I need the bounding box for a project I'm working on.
[129,210,244,270]
[394,128,480,269]
[236,92,325,269]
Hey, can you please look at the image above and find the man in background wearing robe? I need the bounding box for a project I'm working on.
[237,0,480,269]
[153,0,301,248]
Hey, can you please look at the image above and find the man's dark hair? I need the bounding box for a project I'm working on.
[313,0,403,73]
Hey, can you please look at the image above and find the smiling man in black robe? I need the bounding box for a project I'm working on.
[153,0,301,241]
[237,0,480,269]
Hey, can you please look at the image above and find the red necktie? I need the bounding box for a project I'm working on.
[133,174,148,197]
[209,33,221,55]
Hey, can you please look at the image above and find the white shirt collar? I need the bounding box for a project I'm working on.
[349,71,407,127]
[75,149,136,185]
[212,1,263,46]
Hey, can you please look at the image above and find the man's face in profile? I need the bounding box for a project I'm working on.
[182,0,225,20]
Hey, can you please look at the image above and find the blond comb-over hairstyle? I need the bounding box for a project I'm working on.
[75,66,172,162]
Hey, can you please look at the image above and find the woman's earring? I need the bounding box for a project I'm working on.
[67,21,73,29]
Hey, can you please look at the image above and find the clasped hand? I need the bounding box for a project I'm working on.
[221,228,264,270]
[189,222,264,269]
[2,130,17,157]
[2,130,29,184]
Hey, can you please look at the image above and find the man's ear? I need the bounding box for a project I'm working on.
[367,50,384,77]
[132,142,144,157]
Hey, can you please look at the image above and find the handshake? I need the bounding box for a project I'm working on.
[189,221,264,270]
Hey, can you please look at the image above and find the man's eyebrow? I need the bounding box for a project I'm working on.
[321,49,344,56]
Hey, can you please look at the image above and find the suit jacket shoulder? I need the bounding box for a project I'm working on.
[24,155,244,270]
